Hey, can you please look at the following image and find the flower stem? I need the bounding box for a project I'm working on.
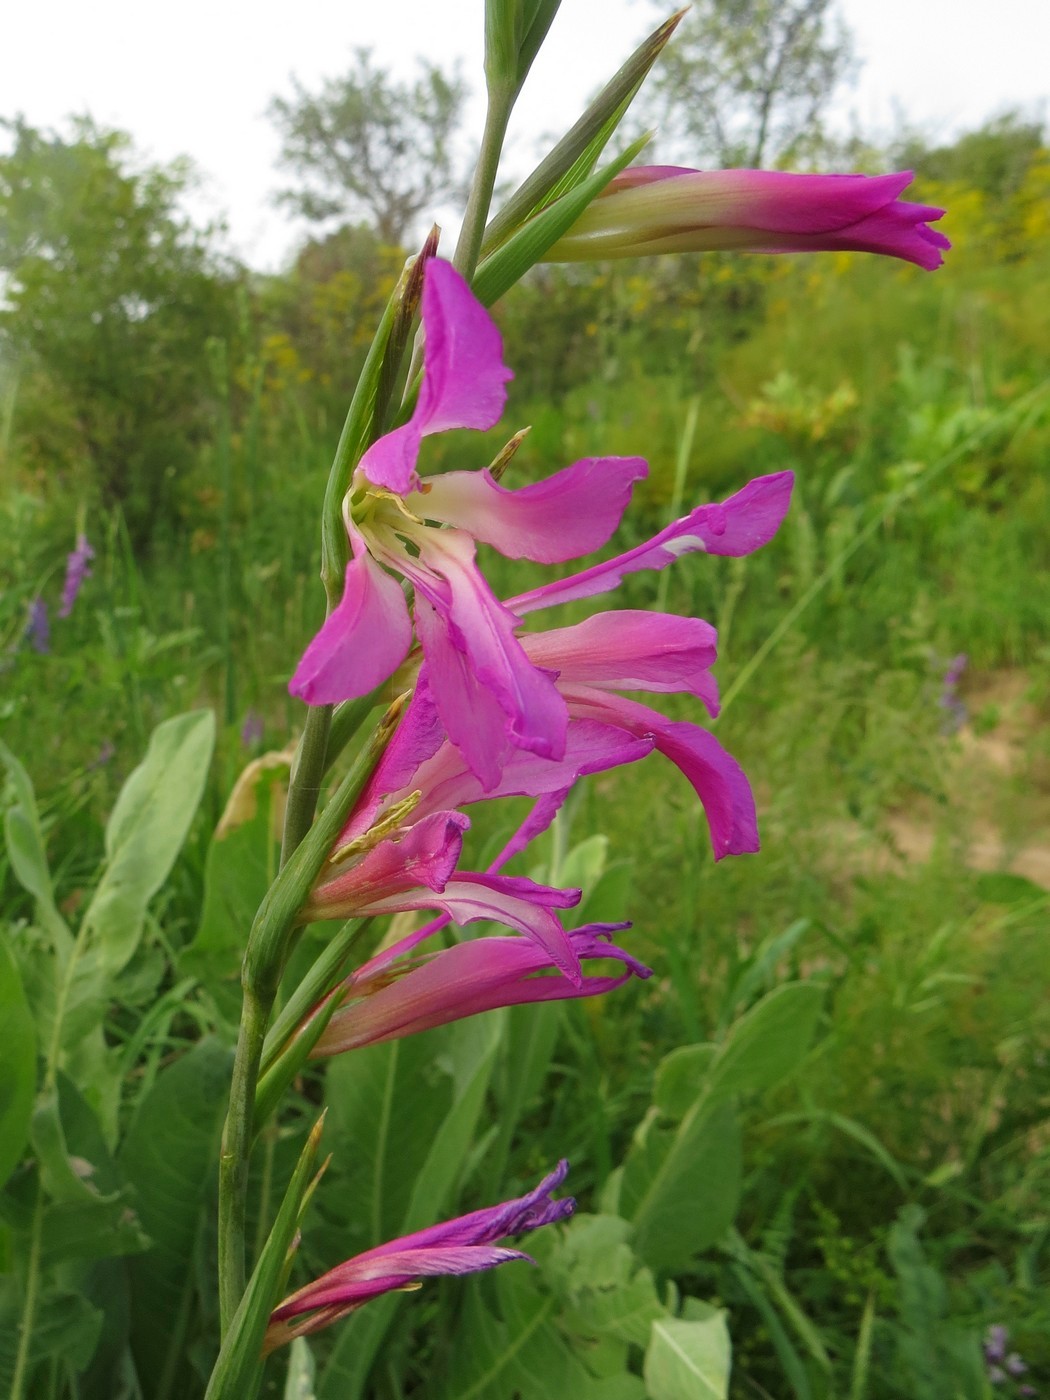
[280,703,332,868]
[454,82,514,282]
[218,983,271,1337]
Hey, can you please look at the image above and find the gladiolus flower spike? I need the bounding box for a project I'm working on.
[263,1162,574,1353]
[546,167,950,270]
[290,259,795,814]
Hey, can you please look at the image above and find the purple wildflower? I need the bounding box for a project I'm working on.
[58,534,95,619]
[939,652,968,733]
[263,1162,574,1353]
[241,710,264,747]
[986,1325,1009,1365]
[546,167,950,270]
[26,598,50,654]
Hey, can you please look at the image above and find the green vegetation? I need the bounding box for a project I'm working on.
[1,109,1048,1398]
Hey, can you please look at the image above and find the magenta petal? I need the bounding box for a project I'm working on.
[408,530,568,788]
[317,927,650,1054]
[289,548,412,705]
[562,685,758,859]
[412,456,648,563]
[308,811,469,918]
[523,611,721,715]
[509,471,794,615]
[357,260,513,494]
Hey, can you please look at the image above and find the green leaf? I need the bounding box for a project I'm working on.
[319,1018,503,1397]
[653,1044,718,1121]
[81,710,215,975]
[283,1337,316,1400]
[551,1214,668,1349]
[0,1280,103,1394]
[120,1038,232,1378]
[644,1314,731,1400]
[0,741,71,952]
[620,1101,741,1272]
[437,1267,646,1400]
[705,983,824,1102]
[324,1031,455,1247]
[473,131,651,307]
[0,939,36,1190]
[182,749,289,1018]
[482,9,684,255]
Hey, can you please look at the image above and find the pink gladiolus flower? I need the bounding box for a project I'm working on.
[304,806,585,982]
[290,256,648,788]
[546,167,950,270]
[308,921,650,1056]
[263,1162,574,1353]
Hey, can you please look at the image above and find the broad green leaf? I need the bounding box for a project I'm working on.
[644,1314,731,1400]
[551,1214,668,1349]
[620,1101,741,1272]
[705,983,824,1102]
[82,710,215,974]
[0,939,36,1190]
[403,1015,502,1230]
[437,1267,646,1400]
[121,1038,232,1380]
[30,1077,148,1267]
[0,1280,103,1394]
[182,747,290,1018]
[0,741,71,951]
[319,1018,502,1398]
[653,1044,718,1121]
[323,1031,454,1248]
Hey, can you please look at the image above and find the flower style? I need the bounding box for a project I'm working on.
[290,256,648,788]
[546,167,950,270]
[307,921,650,1057]
[263,1162,574,1353]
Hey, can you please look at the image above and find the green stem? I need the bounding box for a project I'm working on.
[453,83,515,282]
[9,1177,44,1400]
[260,918,371,1076]
[280,703,332,868]
[218,984,270,1337]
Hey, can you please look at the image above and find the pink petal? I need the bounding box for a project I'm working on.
[289,546,412,705]
[407,530,568,788]
[410,456,648,563]
[307,811,469,919]
[561,685,759,859]
[523,611,720,715]
[509,471,794,615]
[357,260,513,494]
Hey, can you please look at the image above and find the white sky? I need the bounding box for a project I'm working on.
[3,0,1047,270]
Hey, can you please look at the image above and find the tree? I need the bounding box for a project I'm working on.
[0,116,241,536]
[641,0,855,168]
[269,50,468,247]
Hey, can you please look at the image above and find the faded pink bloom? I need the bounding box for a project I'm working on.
[263,1162,574,1353]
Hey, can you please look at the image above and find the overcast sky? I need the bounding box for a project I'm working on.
[3,0,1047,269]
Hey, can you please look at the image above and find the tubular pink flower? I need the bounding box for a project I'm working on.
[304,808,584,981]
[311,922,651,1056]
[546,168,950,270]
[289,258,647,787]
[264,1162,574,1353]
